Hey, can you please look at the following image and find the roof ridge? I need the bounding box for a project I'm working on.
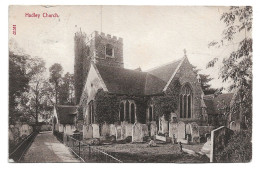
[146,57,183,72]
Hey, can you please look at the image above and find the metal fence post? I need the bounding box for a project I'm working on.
[79,141,81,157]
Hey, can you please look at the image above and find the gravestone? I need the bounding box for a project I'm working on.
[170,112,178,123]
[125,124,133,138]
[186,123,191,135]
[177,121,186,141]
[141,124,149,136]
[115,126,122,140]
[169,122,178,139]
[101,122,110,137]
[92,124,100,138]
[150,122,157,137]
[9,128,14,141]
[20,124,30,137]
[65,125,74,135]
[159,115,168,134]
[83,125,93,139]
[109,124,116,136]
[190,122,200,143]
[210,126,234,162]
[132,123,143,142]
[121,123,126,139]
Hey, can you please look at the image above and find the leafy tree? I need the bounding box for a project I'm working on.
[59,72,75,105]
[192,66,217,95]
[207,6,252,129]
[207,6,252,162]
[49,63,63,104]
[9,51,31,124]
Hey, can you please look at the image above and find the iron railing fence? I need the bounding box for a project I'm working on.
[9,132,38,162]
[64,135,123,163]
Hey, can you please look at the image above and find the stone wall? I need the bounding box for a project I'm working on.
[169,57,203,121]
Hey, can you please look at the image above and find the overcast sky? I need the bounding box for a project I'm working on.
[9,5,239,89]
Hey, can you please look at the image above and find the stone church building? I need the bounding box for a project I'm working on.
[53,30,240,142]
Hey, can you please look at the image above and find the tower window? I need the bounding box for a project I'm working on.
[105,44,114,57]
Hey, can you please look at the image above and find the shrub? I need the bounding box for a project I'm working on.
[215,129,252,162]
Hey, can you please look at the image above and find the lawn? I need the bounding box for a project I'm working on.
[94,142,209,163]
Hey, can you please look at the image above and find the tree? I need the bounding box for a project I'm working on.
[49,63,63,104]
[9,51,31,124]
[59,72,75,105]
[192,65,217,95]
[207,6,252,129]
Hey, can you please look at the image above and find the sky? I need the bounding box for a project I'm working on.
[9,5,238,89]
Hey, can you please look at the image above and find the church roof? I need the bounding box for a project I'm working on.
[96,64,166,95]
[55,105,77,124]
[147,58,182,83]
[204,93,234,114]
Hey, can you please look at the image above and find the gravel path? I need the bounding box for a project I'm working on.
[22,131,80,163]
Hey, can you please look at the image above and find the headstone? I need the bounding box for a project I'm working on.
[20,124,30,137]
[125,124,133,137]
[92,124,100,138]
[150,122,157,137]
[109,124,116,136]
[159,115,168,134]
[141,124,149,136]
[83,125,93,139]
[210,126,234,162]
[230,121,236,131]
[115,126,122,140]
[65,125,74,135]
[177,121,186,141]
[132,123,143,142]
[190,122,200,143]
[170,112,178,123]
[101,122,110,137]
[9,128,14,141]
[121,123,127,139]
[169,122,178,139]
[59,124,64,132]
[186,123,191,135]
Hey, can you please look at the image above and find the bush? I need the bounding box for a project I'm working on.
[215,129,252,162]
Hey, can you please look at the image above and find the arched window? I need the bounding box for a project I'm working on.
[119,102,124,121]
[119,100,136,124]
[130,103,135,123]
[125,101,130,122]
[148,106,153,122]
[88,100,95,124]
[180,84,192,118]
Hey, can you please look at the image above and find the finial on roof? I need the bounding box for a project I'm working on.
[183,49,187,57]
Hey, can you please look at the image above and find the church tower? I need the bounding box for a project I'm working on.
[74,30,124,104]
[89,31,124,68]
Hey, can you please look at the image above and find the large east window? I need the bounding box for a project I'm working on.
[180,84,192,118]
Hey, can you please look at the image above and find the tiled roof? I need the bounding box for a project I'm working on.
[55,105,77,124]
[147,59,182,83]
[204,93,234,114]
[96,64,166,95]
